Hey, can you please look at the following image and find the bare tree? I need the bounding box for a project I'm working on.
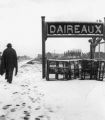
[89,37,102,59]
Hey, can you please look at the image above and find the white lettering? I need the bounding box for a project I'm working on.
[95,25,102,34]
[88,26,94,33]
[49,23,102,36]
[74,25,80,33]
[64,25,66,33]
[57,25,63,34]
[67,25,73,33]
[50,25,56,34]
[81,25,87,33]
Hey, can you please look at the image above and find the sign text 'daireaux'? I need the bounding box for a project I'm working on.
[47,22,103,37]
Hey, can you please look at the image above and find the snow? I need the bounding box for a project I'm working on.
[0,60,105,120]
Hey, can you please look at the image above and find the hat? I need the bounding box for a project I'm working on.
[7,43,12,48]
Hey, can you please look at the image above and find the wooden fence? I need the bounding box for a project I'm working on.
[46,59,105,81]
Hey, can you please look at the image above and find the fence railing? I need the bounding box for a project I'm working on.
[46,59,105,81]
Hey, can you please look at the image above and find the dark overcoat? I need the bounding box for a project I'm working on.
[0,47,18,75]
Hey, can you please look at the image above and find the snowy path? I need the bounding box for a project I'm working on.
[39,80,105,120]
[0,61,105,120]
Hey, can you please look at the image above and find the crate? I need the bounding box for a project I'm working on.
[46,59,81,80]
[46,59,71,80]
[80,59,105,80]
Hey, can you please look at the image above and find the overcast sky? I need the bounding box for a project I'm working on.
[0,0,105,57]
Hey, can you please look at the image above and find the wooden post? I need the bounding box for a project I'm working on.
[46,60,49,80]
[42,16,46,78]
[55,61,59,79]
[90,43,93,59]
[88,39,93,59]
[99,43,100,59]
[104,18,105,53]
[103,17,105,40]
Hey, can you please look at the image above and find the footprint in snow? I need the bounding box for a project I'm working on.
[23,111,30,120]
[28,96,37,103]
[22,102,26,107]
[21,92,27,95]
[28,106,31,109]
[21,85,28,87]
[13,92,18,94]
[24,111,30,116]
[0,115,6,120]
[36,115,50,120]
[16,104,20,106]
[21,85,25,87]
[35,106,41,110]
[23,116,29,120]
[2,104,12,110]
[10,108,16,112]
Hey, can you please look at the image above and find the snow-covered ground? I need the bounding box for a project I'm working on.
[0,60,105,120]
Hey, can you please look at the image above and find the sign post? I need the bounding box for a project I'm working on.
[42,16,46,78]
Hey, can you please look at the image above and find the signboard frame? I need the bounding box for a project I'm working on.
[47,22,104,37]
[41,16,105,78]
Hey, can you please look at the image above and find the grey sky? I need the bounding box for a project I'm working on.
[0,0,105,57]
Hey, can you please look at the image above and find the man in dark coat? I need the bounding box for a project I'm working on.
[1,43,18,83]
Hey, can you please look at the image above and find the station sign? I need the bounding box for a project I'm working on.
[47,22,104,37]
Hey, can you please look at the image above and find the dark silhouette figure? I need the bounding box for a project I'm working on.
[1,43,18,83]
